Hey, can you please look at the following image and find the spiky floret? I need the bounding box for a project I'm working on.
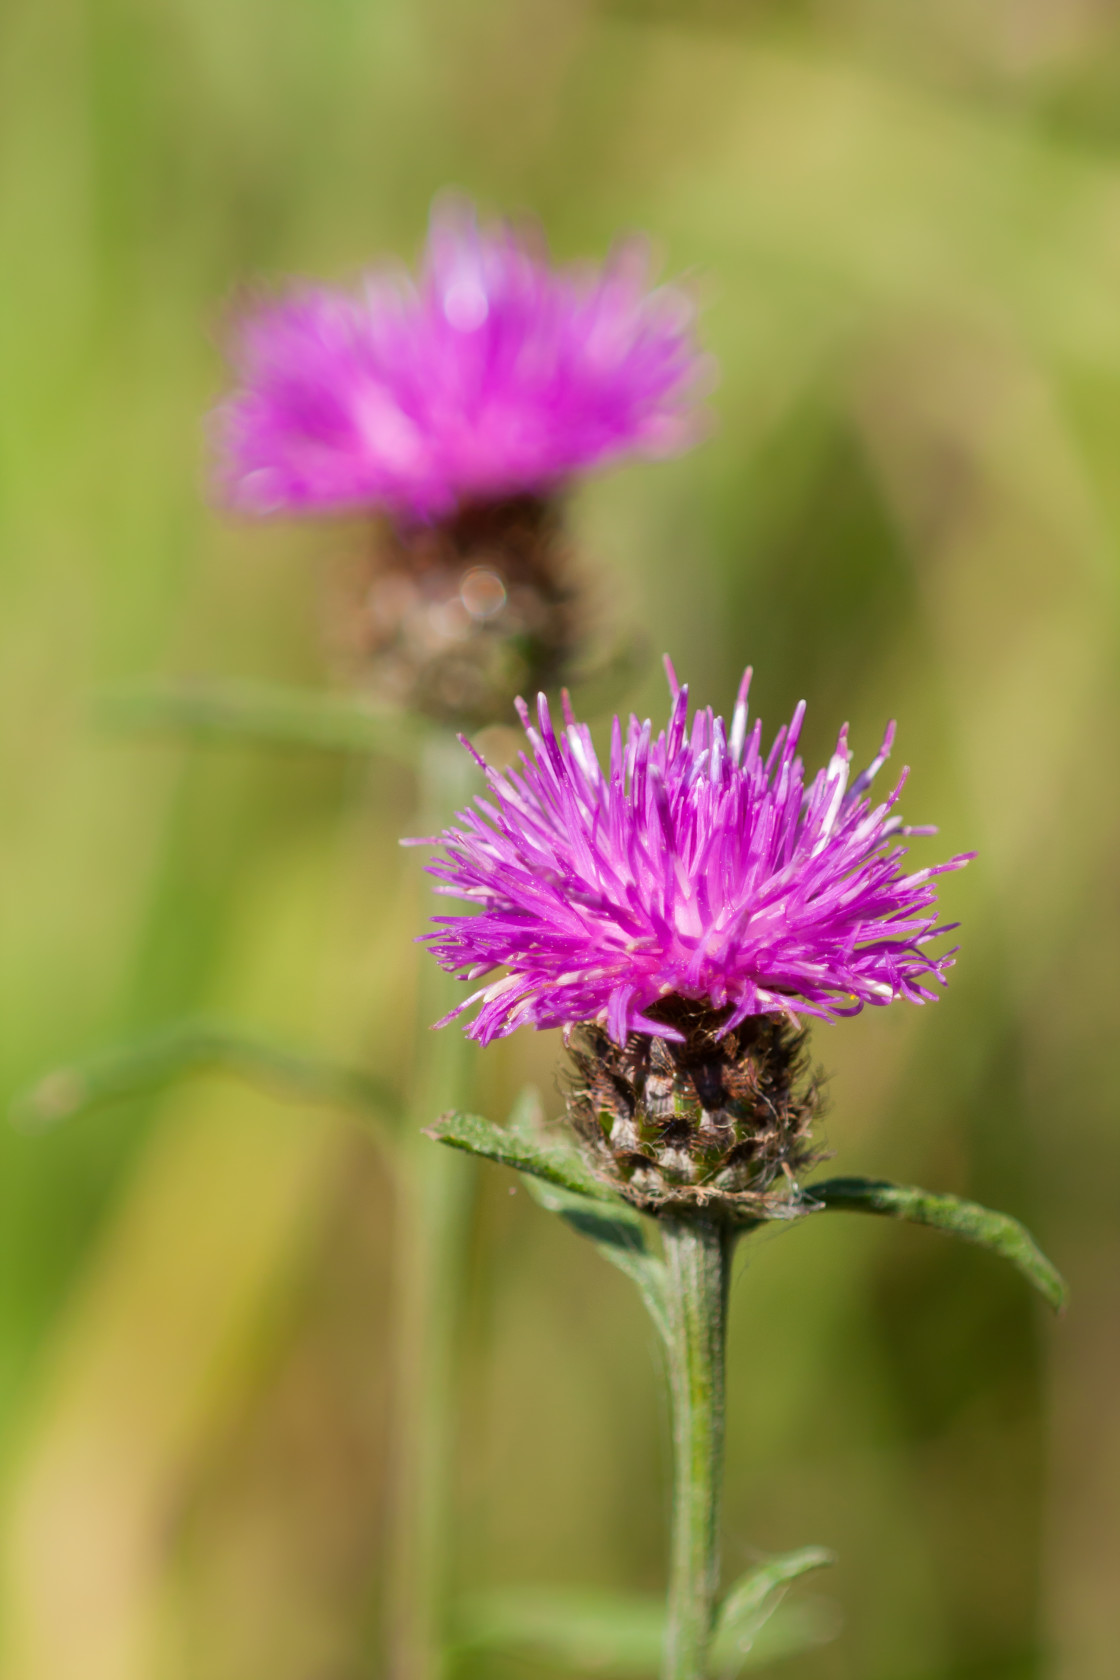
[565,1000,822,1213]
[214,196,706,524]
[419,661,972,1045]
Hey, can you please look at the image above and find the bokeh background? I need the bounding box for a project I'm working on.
[2,1,1119,1676]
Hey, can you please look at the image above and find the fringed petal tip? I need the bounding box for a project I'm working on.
[419,662,972,1045]
[213,198,710,523]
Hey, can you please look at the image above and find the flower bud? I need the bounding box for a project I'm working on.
[565,1000,822,1214]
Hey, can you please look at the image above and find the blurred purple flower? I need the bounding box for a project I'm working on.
[215,198,707,523]
[417,663,972,1045]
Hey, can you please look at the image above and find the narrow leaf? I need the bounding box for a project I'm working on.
[715,1546,835,1637]
[10,1020,398,1135]
[712,1547,836,1677]
[808,1177,1067,1313]
[426,1110,617,1203]
[100,679,431,765]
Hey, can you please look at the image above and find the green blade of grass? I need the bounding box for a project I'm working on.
[100,679,432,765]
[11,1020,399,1135]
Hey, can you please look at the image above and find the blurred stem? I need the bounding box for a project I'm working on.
[387,735,477,1680]
[660,1216,735,1680]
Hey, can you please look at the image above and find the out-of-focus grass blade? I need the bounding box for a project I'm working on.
[712,1547,836,1678]
[453,1581,838,1674]
[426,1110,618,1203]
[453,1587,664,1674]
[10,1020,399,1135]
[808,1177,1067,1313]
[100,679,431,765]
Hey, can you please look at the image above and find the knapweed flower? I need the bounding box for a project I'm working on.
[215,197,705,524]
[419,664,972,1209]
[214,197,705,725]
[423,662,970,1045]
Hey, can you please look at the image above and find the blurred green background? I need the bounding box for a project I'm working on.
[2,1,1119,1676]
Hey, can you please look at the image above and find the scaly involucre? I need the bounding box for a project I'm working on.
[419,665,972,1044]
[215,198,705,522]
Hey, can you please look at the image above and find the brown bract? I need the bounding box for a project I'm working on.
[564,998,826,1216]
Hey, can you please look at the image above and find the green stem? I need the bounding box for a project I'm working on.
[386,736,478,1680]
[660,1216,735,1680]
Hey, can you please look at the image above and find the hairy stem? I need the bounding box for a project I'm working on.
[387,736,477,1680]
[660,1216,735,1680]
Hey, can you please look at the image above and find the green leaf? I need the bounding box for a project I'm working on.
[807,1177,1067,1313]
[425,1110,618,1203]
[9,1020,399,1135]
[100,679,431,765]
[452,1580,837,1675]
[712,1547,836,1678]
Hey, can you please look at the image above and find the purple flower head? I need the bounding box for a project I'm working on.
[419,663,972,1045]
[215,197,707,523]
